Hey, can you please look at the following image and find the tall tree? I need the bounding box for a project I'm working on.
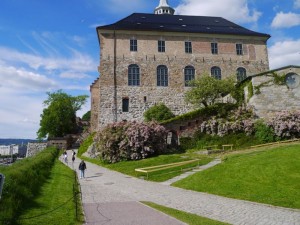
[185,75,235,107]
[37,90,88,139]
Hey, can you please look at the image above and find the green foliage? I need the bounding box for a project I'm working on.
[77,133,95,157]
[185,75,235,107]
[247,81,254,101]
[0,147,59,224]
[37,90,88,139]
[161,103,237,125]
[82,111,91,121]
[272,72,286,85]
[254,120,277,143]
[144,103,175,122]
[173,145,300,209]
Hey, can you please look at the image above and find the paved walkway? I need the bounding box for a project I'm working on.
[65,150,300,225]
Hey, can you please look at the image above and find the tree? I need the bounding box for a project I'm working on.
[37,90,88,139]
[144,103,175,122]
[82,111,91,121]
[185,75,235,107]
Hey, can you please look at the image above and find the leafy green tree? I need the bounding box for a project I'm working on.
[82,111,91,121]
[185,75,235,107]
[37,90,88,139]
[144,103,175,122]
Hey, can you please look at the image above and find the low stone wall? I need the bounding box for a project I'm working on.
[26,143,48,157]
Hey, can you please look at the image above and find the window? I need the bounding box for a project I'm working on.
[122,98,129,112]
[158,40,165,52]
[184,66,195,86]
[185,41,192,53]
[236,67,247,82]
[130,38,137,52]
[211,66,222,80]
[157,65,168,86]
[236,43,243,55]
[128,64,140,86]
[211,42,218,54]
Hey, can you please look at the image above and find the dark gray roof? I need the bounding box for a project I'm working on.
[97,13,270,38]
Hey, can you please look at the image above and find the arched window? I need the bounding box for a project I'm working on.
[157,65,168,86]
[236,67,247,82]
[184,66,195,86]
[211,66,221,80]
[128,64,140,86]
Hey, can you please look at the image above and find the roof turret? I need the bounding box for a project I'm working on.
[154,0,175,15]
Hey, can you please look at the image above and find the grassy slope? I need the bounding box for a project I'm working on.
[18,160,83,225]
[173,144,300,209]
[142,201,230,225]
[82,153,212,182]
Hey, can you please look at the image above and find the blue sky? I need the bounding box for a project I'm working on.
[0,0,299,139]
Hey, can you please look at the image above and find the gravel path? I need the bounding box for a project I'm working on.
[67,150,300,225]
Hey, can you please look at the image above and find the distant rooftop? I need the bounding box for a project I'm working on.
[97,13,270,39]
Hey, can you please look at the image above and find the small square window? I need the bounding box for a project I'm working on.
[236,43,243,55]
[211,42,218,54]
[130,39,137,52]
[158,40,165,52]
[185,41,192,53]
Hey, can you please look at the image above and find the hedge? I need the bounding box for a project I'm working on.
[0,147,59,225]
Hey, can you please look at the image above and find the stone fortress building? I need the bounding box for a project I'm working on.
[90,0,275,132]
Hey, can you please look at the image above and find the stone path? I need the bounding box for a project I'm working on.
[66,150,300,225]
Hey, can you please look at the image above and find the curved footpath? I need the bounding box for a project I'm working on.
[65,150,300,225]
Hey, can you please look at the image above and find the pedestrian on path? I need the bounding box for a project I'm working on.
[63,151,68,164]
[79,160,87,179]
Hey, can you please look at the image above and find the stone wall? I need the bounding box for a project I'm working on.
[92,30,269,130]
[247,66,300,118]
[26,143,48,157]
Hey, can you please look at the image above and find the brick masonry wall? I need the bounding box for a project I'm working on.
[26,143,48,157]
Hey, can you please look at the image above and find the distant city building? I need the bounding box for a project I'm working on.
[90,0,270,132]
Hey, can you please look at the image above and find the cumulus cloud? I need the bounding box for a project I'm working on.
[269,39,300,69]
[271,12,300,28]
[175,0,261,23]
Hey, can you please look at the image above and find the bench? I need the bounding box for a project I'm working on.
[222,144,233,151]
[135,159,200,179]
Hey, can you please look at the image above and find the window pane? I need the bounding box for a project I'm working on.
[157,65,168,86]
[130,39,137,52]
[211,66,221,80]
[128,64,140,86]
[158,40,165,52]
[122,98,129,112]
[185,41,192,53]
[236,44,243,55]
[211,43,218,54]
[236,67,247,82]
[184,66,195,86]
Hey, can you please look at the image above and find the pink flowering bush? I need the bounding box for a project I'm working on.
[94,121,168,163]
[267,110,300,138]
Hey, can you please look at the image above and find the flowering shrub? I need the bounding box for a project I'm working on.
[94,121,168,163]
[198,106,256,136]
[267,110,300,138]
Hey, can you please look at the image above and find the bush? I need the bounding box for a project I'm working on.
[77,133,95,157]
[95,121,168,163]
[254,120,277,143]
[0,147,59,224]
[144,103,175,122]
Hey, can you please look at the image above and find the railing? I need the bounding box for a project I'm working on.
[135,159,199,179]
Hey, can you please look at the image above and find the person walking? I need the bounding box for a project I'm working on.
[78,160,87,179]
[63,151,68,164]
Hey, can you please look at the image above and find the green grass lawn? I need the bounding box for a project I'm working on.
[82,153,213,182]
[142,201,230,225]
[173,144,300,209]
[18,159,84,225]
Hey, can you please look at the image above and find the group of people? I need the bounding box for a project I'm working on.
[62,150,87,179]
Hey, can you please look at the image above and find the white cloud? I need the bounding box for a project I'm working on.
[175,0,262,23]
[271,12,300,28]
[269,39,300,69]
[60,71,90,79]
[295,0,300,8]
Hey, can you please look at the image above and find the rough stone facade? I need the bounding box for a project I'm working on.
[91,23,269,132]
[247,66,300,118]
[26,142,48,157]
